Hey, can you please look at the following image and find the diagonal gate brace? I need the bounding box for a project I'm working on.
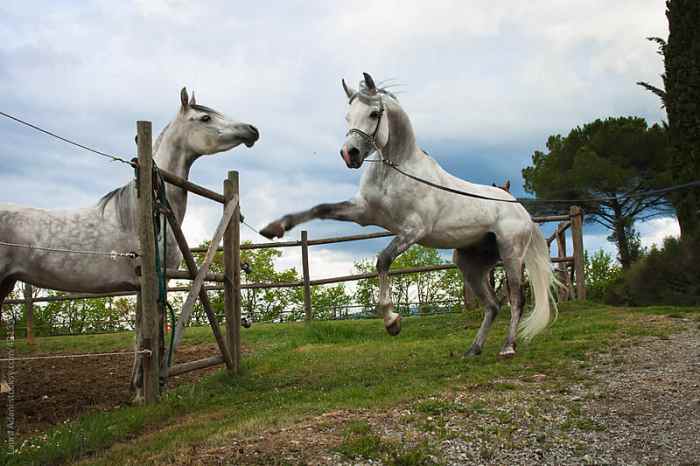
[165,194,238,370]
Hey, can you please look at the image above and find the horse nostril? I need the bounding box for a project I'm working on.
[248,124,259,139]
[348,147,360,158]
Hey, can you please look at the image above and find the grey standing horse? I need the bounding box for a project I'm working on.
[261,73,556,356]
[0,88,259,396]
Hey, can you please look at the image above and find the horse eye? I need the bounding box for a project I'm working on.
[200,115,211,122]
[369,111,379,119]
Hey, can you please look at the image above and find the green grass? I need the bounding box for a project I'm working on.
[1,303,697,465]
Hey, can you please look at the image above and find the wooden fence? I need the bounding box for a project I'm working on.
[1,121,586,403]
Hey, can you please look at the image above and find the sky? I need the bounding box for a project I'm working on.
[0,0,679,281]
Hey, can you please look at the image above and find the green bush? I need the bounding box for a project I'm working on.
[606,236,700,306]
[584,250,623,302]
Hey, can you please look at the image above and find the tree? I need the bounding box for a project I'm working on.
[192,240,301,323]
[352,258,380,311]
[352,245,464,313]
[522,117,672,269]
[638,0,700,239]
[307,284,352,320]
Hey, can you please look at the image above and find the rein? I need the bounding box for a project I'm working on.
[345,83,700,208]
[376,158,522,203]
[354,95,521,204]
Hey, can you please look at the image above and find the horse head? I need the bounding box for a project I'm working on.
[166,87,259,160]
[339,72,392,169]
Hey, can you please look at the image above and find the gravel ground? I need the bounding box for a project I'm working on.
[188,318,700,465]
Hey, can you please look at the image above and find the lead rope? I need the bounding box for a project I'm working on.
[350,96,521,204]
[152,167,176,371]
[359,97,700,205]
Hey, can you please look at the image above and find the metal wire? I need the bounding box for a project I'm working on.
[241,218,265,237]
[367,158,700,204]
[0,110,136,167]
[0,349,151,363]
[0,240,138,259]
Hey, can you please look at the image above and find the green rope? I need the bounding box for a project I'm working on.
[151,167,176,370]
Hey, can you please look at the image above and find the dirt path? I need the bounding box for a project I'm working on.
[186,318,700,465]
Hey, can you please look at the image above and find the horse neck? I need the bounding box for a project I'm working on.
[152,124,196,225]
[382,102,419,165]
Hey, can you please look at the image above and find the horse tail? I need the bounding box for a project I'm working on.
[519,221,559,341]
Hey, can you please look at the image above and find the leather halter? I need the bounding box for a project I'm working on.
[345,95,385,153]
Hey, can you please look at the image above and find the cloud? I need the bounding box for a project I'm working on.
[637,217,680,249]
[0,0,674,279]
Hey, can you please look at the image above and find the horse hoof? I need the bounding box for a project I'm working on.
[259,221,284,239]
[499,346,516,357]
[385,315,401,336]
[464,345,481,357]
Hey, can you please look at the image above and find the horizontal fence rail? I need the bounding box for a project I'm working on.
[2,207,584,354]
[158,168,226,204]
[189,214,572,253]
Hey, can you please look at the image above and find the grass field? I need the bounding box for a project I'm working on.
[1,302,698,465]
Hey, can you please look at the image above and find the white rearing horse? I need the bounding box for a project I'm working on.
[0,88,259,393]
[261,73,556,357]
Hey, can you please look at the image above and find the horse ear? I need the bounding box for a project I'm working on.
[180,87,189,109]
[363,72,377,94]
[342,79,356,100]
[189,91,196,106]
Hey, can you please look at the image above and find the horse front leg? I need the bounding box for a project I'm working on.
[0,278,16,394]
[260,200,368,239]
[376,231,423,336]
[0,279,17,329]
[131,293,144,403]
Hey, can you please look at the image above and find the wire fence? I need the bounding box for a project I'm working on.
[0,297,467,338]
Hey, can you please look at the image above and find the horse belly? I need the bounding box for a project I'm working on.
[419,225,490,249]
[16,253,139,292]
[1,207,139,292]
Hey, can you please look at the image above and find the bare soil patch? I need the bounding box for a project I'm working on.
[0,343,229,436]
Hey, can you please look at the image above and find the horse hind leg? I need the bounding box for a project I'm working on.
[454,244,500,357]
[496,234,528,357]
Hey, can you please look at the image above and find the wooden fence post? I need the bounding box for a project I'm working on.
[570,206,586,301]
[301,230,312,321]
[136,120,160,403]
[24,283,34,345]
[555,223,571,302]
[224,171,241,374]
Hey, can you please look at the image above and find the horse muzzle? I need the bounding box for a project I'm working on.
[241,124,259,147]
[340,144,364,169]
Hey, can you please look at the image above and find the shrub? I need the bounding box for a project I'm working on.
[584,250,623,302]
[606,235,700,306]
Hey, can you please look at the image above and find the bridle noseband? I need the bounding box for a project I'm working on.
[345,95,385,155]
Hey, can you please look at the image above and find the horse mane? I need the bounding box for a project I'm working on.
[351,83,399,106]
[97,122,172,230]
[383,94,416,157]
[96,184,136,230]
[154,121,170,154]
